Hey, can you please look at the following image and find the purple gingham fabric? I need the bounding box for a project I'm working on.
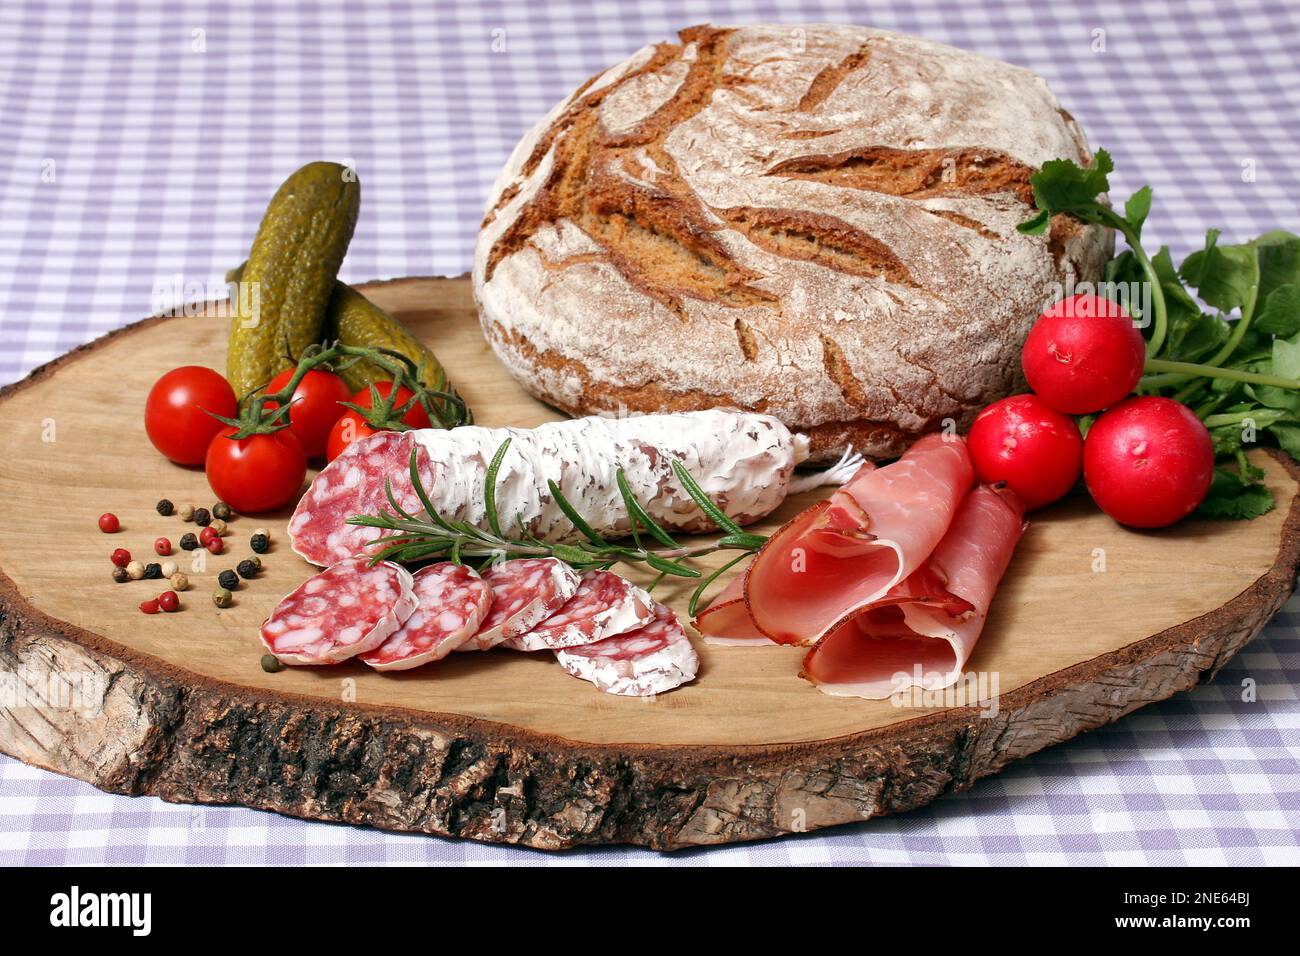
[1,0,1298,865]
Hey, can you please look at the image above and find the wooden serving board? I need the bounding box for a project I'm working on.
[1,275,1298,851]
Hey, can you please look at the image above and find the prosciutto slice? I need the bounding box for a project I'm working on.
[744,434,974,645]
[802,483,1025,699]
[692,571,773,646]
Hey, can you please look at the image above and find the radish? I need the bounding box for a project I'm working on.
[1083,397,1214,528]
[967,394,1083,511]
[1022,294,1146,414]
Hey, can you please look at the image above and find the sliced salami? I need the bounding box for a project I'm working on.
[458,558,580,651]
[260,557,416,665]
[359,563,492,671]
[503,569,653,651]
[555,602,700,696]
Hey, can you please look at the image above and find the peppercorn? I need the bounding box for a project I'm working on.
[111,548,131,568]
[156,498,174,516]
[111,567,130,584]
[179,532,199,551]
[179,504,195,521]
[98,513,120,533]
[143,562,162,580]
[199,526,218,547]
[206,537,224,555]
[253,527,272,540]
[193,507,211,527]
[246,555,262,571]
[260,654,283,673]
[249,533,270,554]
[154,536,172,556]
[126,560,145,580]
[213,502,232,521]
[169,572,189,591]
[236,559,259,580]
[217,569,239,591]
[212,588,233,608]
[139,598,160,614]
[160,560,178,577]
[208,517,228,537]
[158,590,179,612]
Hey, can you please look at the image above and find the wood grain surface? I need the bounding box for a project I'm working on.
[1,275,1296,850]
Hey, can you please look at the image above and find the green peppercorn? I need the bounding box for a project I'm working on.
[179,532,199,551]
[193,507,211,527]
[212,502,232,521]
[260,654,283,673]
[155,498,174,516]
[217,569,239,591]
[111,566,130,584]
[143,562,163,580]
[212,588,233,608]
[236,559,259,580]
[249,533,270,554]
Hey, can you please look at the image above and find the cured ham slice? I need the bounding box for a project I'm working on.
[555,602,700,696]
[692,571,774,646]
[745,434,974,645]
[360,563,492,670]
[460,558,580,651]
[260,557,417,665]
[503,569,653,651]
[803,483,1025,699]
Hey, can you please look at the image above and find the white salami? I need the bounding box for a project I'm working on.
[360,563,492,670]
[259,557,416,665]
[289,410,813,566]
[554,602,700,696]
[458,558,580,651]
[503,569,653,651]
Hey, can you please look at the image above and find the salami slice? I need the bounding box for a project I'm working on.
[503,569,653,651]
[260,557,416,665]
[555,602,700,696]
[458,558,580,651]
[359,563,492,670]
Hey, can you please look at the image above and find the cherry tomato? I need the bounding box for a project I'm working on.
[325,409,382,462]
[264,368,351,459]
[968,395,1083,510]
[204,426,306,514]
[98,513,120,533]
[1084,397,1214,528]
[145,366,238,465]
[1022,294,1146,415]
[351,382,431,430]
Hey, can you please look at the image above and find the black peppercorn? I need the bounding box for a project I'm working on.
[236,559,259,580]
[155,498,174,516]
[111,566,130,584]
[143,562,163,580]
[179,532,199,551]
[217,569,239,591]
[249,533,270,554]
[193,507,211,527]
[212,502,232,520]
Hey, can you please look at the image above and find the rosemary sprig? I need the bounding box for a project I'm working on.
[347,440,765,608]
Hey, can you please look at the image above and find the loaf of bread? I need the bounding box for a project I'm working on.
[473,23,1111,461]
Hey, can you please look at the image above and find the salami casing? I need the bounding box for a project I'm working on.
[289,410,807,566]
[555,602,700,696]
[503,569,653,651]
[459,557,580,651]
[259,557,416,665]
[360,563,492,670]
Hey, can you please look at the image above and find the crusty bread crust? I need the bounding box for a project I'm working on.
[474,23,1112,461]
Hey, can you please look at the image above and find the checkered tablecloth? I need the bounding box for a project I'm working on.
[2,0,1298,865]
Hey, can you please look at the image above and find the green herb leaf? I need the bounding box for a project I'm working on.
[1196,466,1275,520]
